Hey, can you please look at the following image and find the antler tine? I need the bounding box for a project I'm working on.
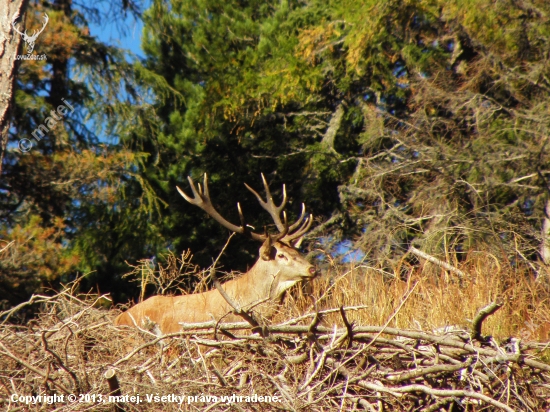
[201,173,209,198]
[177,175,203,204]
[237,202,247,233]
[244,173,287,233]
[285,214,314,241]
[261,173,288,211]
[271,211,289,242]
[288,203,307,232]
[176,177,196,204]
[32,14,48,36]
[177,174,266,241]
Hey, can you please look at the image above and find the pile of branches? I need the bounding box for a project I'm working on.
[1,289,549,411]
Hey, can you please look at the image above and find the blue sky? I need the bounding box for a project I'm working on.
[87,4,147,59]
[83,4,149,145]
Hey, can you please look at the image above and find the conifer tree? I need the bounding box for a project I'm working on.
[130,0,550,275]
[0,0,161,305]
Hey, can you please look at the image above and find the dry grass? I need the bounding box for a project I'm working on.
[1,249,549,411]
[275,250,550,342]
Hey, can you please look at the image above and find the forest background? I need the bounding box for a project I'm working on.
[2,0,550,320]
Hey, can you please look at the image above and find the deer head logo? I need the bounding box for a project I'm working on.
[12,13,49,54]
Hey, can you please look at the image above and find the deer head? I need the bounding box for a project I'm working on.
[12,13,49,54]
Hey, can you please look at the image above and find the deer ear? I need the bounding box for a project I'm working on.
[260,236,273,261]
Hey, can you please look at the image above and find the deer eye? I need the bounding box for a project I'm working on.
[277,253,286,259]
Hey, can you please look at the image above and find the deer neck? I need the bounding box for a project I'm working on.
[251,259,297,301]
[221,261,296,314]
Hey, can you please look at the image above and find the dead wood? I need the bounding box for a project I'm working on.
[0,289,549,411]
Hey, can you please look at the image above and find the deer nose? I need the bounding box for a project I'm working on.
[308,267,317,276]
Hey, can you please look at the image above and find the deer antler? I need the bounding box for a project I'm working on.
[177,173,313,243]
[244,173,287,233]
[245,173,313,242]
[177,174,264,241]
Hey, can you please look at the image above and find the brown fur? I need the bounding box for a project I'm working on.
[114,240,315,334]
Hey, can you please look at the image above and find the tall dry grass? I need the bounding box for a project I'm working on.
[274,249,550,342]
[123,245,550,341]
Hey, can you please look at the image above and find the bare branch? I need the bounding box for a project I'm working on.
[409,246,466,278]
[471,299,504,341]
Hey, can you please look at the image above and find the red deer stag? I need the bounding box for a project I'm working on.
[115,174,316,334]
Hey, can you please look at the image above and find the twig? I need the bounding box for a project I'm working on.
[1,294,56,324]
[0,240,14,253]
[339,306,354,348]
[282,305,369,325]
[471,299,504,341]
[41,331,80,392]
[386,358,473,382]
[409,246,466,278]
[357,382,515,412]
[0,342,71,394]
[209,233,266,335]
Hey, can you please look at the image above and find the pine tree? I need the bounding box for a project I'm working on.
[0,0,161,306]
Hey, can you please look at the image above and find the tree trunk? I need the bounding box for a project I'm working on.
[0,0,26,176]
